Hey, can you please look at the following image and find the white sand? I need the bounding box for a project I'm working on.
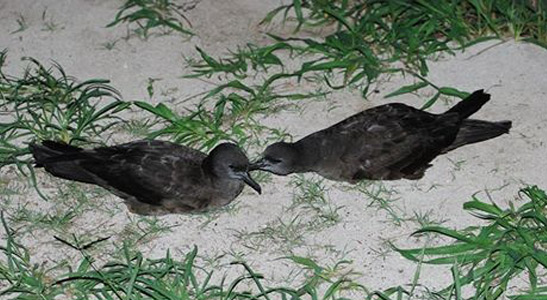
[1,0,546,296]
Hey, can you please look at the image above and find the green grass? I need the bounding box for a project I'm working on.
[0,52,130,199]
[394,185,547,299]
[41,8,64,32]
[11,13,28,34]
[3,182,111,234]
[107,0,194,39]
[103,0,547,152]
[118,215,176,250]
[289,175,342,226]
[0,185,544,299]
[0,52,129,167]
[160,43,328,150]
[233,175,342,253]
[346,181,406,226]
[411,209,448,229]
[143,0,546,151]
[266,0,547,53]
[99,39,120,51]
[134,94,294,151]
[119,118,155,138]
[235,215,310,252]
[181,0,545,119]
[0,210,365,299]
[0,2,546,299]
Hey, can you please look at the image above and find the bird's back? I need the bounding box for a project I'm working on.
[31,140,242,214]
[297,103,461,181]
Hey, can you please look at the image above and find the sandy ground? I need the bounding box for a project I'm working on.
[1,0,546,296]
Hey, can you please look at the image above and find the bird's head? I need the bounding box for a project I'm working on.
[206,143,261,194]
[250,142,299,176]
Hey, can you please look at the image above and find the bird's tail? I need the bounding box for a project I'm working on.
[444,89,491,119]
[30,141,97,184]
[443,119,512,152]
[30,141,82,166]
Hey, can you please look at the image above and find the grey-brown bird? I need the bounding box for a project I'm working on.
[30,140,261,215]
[251,90,511,183]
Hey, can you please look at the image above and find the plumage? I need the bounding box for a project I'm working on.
[30,140,261,215]
[252,90,511,182]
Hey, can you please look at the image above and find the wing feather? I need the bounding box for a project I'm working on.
[335,104,460,180]
[77,140,206,205]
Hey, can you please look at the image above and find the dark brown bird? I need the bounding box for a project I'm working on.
[251,90,511,183]
[30,140,261,215]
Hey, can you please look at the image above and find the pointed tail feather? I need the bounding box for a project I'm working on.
[443,119,512,152]
[444,89,491,119]
[41,140,82,153]
[30,141,82,166]
[30,141,96,184]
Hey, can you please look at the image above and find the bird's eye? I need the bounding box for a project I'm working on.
[229,164,242,171]
[266,156,282,164]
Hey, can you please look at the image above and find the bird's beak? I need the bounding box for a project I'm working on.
[249,158,267,171]
[240,172,262,194]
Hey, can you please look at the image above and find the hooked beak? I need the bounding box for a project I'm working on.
[249,158,267,171]
[239,171,262,194]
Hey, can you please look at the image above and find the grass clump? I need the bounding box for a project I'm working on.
[133,76,301,150]
[347,181,405,226]
[0,211,365,299]
[108,0,194,39]
[262,0,547,98]
[266,0,547,51]
[394,185,547,299]
[179,45,328,150]
[235,175,342,253]
[133,99,291,151]
[185,0,546,113]
[0,52,129,171]
[151,39,334,150]
[0,213,67,298]
[139,45,303,150]
[289,175,342,226]
[0,186,545,299]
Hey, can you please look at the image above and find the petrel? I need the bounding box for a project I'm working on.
[30,140,261,215]
[251,90,511,183]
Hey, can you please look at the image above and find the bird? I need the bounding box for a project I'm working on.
[30,140,261,215]
[251,90,511,183]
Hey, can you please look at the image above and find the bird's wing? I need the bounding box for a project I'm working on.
[101,140,206,161]
[336,104,460,179]
[78,140,207,205]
